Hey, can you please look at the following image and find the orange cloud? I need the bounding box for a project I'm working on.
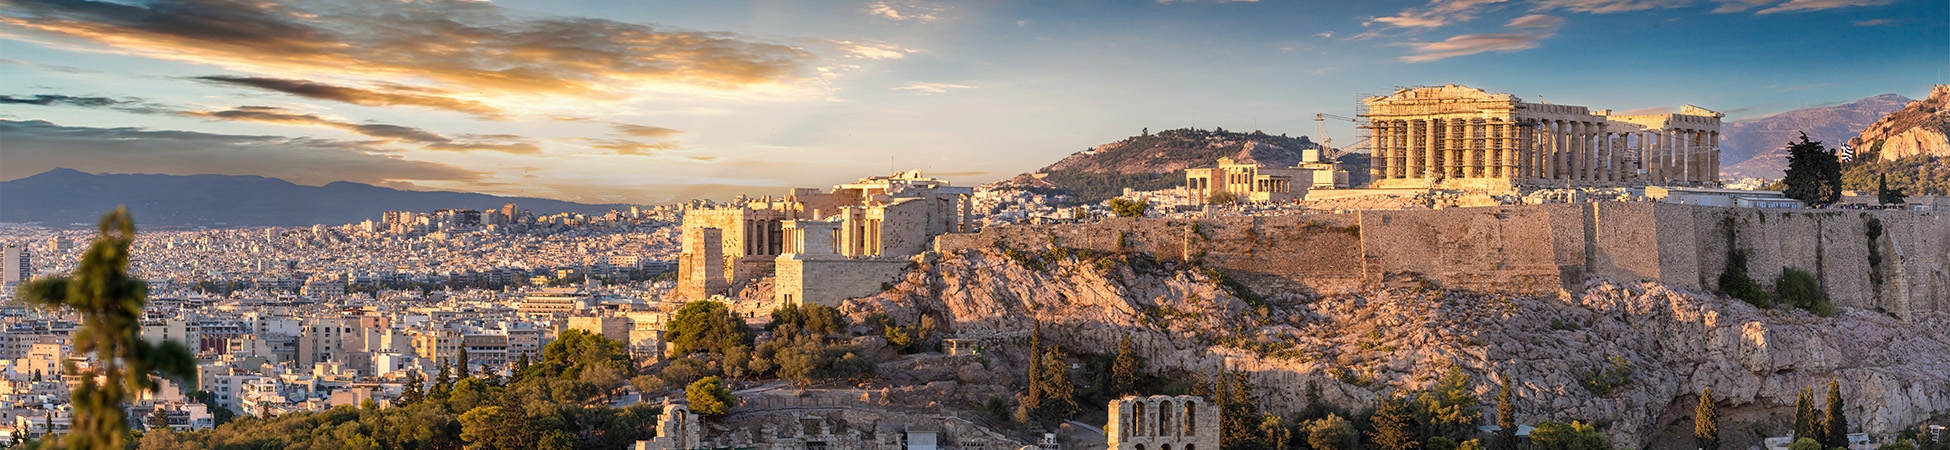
[193,76,506,119]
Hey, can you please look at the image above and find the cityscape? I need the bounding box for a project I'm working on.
[2,1,1949,450]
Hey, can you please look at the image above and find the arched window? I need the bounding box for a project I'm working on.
[1160,401,1173,437]
[1134,402,1147,436]
[1184,403,1196,436]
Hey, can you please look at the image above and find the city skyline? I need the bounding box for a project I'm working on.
[2,0,1945,204]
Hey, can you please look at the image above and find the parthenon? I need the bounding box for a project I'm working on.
[1361,85,1723,191]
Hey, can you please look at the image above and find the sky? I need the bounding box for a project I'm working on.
[1,0,1945,204]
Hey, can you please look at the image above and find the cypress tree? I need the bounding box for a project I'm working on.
[1494,377,1517,450]
[1823,380,1848,448]
[457,348,472,379]
[1794,387,1817,442]
[1696,388,1720,450]
[1025,321,1045,412]
[1111,334,1142,397]
[1036,348,1079,420]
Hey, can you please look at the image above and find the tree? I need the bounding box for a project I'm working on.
[1788,437,1823,450]
[457,349,472,379]
[1110,198,1151,218]
[398,370,426,406]
[1529,421,1609,450]
[1696,388,1720,450]
[1210,370,1262,450]
[1110,334,1143,398]
[514,353,532,377]
[1878,174,1909,205]
[686,376,735,416]
[1823,379,1848,448]
[1795,387,1818,442]
[1305,414,1360,450]
[1024,321,1045,412]
[1782,132,1843,206]
[1418,367,1482,442]
[1207,190,1238,205]
[1034,348,1079,420]
[667,301,754,356]
[1368,398,1419,450]
[432,363,455,400]
[1493,377,1517,450]
[17,207,198,450]
[1261,414,1292,450]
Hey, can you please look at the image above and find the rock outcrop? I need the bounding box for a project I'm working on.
[1851,85,1950,161]
[846,248,1950,448]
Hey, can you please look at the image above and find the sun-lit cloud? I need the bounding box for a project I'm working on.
[1755,0,1897,14]
[0,119,482,185]
[0,0,822,109]
[835,41,917,60]
[1532,0,1688,13]
[1850,18,1894,26]
[613,124,683,138]
[866,1,949,23]
[1397,14,1562,62]
[1365,0,1508,29]
[891,82,976,94]
[191,76,507,119]
[0,94,125,107]
[580,138,683,155]
[3,94,544,154]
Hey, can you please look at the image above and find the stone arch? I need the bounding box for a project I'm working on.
[1183,398,1197,436]
[1134,401,1147,436]
[1159,400,1173,437]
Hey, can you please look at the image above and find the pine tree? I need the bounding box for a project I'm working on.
[514,353,532,380]
[1696,388,1720,450]
[1035,348,1079,420]
[1261,414,1292,450]
[17,207,198,450]
[1111,334,1142,397]
[1795,387,1817,442]
[1782,132,1843,206]
[432,363,455,400]
[1823,380,1848,448]
[1217,371,1263,450]
[1369,398,1420,450]
[398,370,425,405]
[1494,376,1517,450]
[1024,321,1045,412]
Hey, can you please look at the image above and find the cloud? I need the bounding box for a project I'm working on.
[0,94,126,107]
[191,76,505,119]
[866,1,950,23]
[0,119,482,185]
[1756,0,1897,13]
[1851,18,1894,26]
[1532,0,1687,13]
[582,138,682,155]
[835,41,916,60]
[1365,0,1508,29]
[0,0,819,102]
[613,124,683,138]
[181,106,538,153]
[1397,15,1561,62]
[1709,0,1775,12]
[891,82,975,94]
[1315,31,1334,38]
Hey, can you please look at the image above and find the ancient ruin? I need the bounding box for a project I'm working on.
[1361,85,1723,191]
[1106,395,1220,450]
[675,170,974,305]
[1184,157,1312,203]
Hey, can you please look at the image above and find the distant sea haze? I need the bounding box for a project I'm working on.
[0,169,631,228]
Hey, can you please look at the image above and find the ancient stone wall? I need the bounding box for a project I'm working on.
[1106,395,1219,450]
[934,204,1950,319]
[777,258,914,307]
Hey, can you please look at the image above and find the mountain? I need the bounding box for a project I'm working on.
[1839,85,1950,196]
[0,169,631,228]
[990,127,1344,205]
[1719,93,1912,179]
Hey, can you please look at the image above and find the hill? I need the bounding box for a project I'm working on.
[1838,85,1950,196]
[1719,93,1912,179]
[0,169,631,228]
[990,128,1331,205]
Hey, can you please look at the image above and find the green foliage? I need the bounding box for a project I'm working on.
[527,329,634,397]
[1204,267,1268,310]
[768,303,849,335]
[1876,174,1909,205]
[1783,132,1844,206]
[1822,380,1848,448]
[1777,267,1834,317]
[1261,414,1293,450]
[759,333,876,386]
[667,300,754,356]
[1530,421,1610,450]
[1367,398,1419,450]
[1720,244,1771,308]
[1579,355,1633,397]
[1867,217,1886,287]
[1429,437,1461,450]
[686,376,736,416]
[1696,388,1720,450]
[1790,437,1824,450]
[985,396,1011,423]
[1032,348,1079,421]
[1110,335,1143,398]
[1206,370,1263,450]
[1494,377,1517,450]
[1207,190,1238,205]
[1416,367,1483,443]
[1031,169,1188,206]
[17,207,198,450]
[1843,154,1950,196]
[1110,198,1151,218]
[1304,414,1360,450]
[1882,440,1918,450]
[1795,387,1819,442]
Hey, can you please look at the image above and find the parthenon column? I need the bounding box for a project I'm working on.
[1408,120,1424,179]
[1709,131,1721,183]
[1424,119,1439,181]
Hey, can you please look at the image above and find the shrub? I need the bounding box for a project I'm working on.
[1720,249,1770,308]
[1580,355,1633,396]
[1777,267,1833,317]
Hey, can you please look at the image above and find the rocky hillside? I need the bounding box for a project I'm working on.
[1720,94,1911,179]
[1850,85,1950,161]
[845,249,1950,449]
[988,128,1324,205]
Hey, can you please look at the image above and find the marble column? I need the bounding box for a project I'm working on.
[1424,119,1439,181]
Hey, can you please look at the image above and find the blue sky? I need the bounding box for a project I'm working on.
[2,0,1944,203]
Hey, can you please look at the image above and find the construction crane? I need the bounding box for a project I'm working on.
[1314,113,1369,158]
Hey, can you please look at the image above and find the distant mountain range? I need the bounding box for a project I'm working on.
[1719,93,1912,179]
[0,169,631,228]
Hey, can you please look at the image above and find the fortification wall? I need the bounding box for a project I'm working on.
[777,258,914,307]
[935,204,1950,319]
